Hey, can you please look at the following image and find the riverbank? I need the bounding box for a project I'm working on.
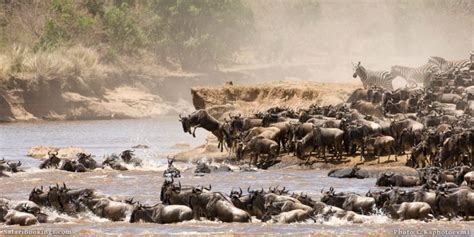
[173,134,416,175]
[0,63,339,122]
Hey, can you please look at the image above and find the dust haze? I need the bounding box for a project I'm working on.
[247,0,473,84]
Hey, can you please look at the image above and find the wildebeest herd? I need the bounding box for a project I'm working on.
[0,150,143,178]
[179,64,473,169]
[1,55,473,227]
[2,170,474,226]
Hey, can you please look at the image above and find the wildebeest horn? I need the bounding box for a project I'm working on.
[247,186,251,193]
[40,185,43,191]
[329,187,334,192]
[18,161,21,166]
[56,183,59,189]
[321,188,324,193]
[178,181,181,189]
[260,188,264,193]
[7,161,11,165]
[179,114,182,119]
[63,183,67,189]
[207,184,211,191]
[239,187,242,195]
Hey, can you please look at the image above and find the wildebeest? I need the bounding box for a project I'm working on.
[29,186,49,206]
[436,188,474,220]
[179,110,232,152]
[364,135,397,163]
[463,171,474,188]
[102,154,128,171]
[383,201,432,221]
[76,153,101,170]
[341,194,375,214]
[130,203,193,224]
[120,150,142,167]
[189,187,251,222]
[376,172,421,187]
[0,205,38,226]
[238,136,279,168]
[39,151,61,169]
[79,194,133,221]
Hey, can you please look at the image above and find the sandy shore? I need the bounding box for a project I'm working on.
[173,134,416,175]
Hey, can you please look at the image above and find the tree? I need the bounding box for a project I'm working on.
[151,0,254,71]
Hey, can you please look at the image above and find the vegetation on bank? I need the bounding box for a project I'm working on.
[0,0,256,73]
[0,0,471,82]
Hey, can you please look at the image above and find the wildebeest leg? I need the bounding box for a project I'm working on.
[252,153,259,167]
[192,126,201,137]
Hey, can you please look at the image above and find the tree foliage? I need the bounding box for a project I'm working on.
[6,0,254,71]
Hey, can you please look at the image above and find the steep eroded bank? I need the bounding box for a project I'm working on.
[191,81,359,120]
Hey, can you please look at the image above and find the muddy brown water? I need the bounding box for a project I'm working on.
[0,118,472,236]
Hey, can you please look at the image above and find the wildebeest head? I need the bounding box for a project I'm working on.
[268,186,289,195]
[7,161,22,172]
[120,150,134,163]
[247,187,266,218]
[291,192,315,207]
[130,203,155,223]
[320,187,335,203]
[179,114,192,134]
[0,204,8,222]
[162,180,182,205]
[230,187,243,199]
[229,113,243,132]
[376,172,394,186]
[29,186,49,206]
[262,113,279,127]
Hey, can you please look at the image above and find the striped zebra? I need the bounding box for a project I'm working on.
[352,62,394,90]
[391,63,437,86]
[428,56,471,73]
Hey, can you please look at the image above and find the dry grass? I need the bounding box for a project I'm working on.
[0,45,107,81]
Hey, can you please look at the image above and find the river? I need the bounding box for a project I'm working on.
[0,118,472,236]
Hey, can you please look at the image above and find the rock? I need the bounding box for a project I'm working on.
[28,146,87,160]
[328,166,365,179]
[170,143,191,150]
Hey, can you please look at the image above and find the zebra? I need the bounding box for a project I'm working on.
[352,62,394,90]
[428,56,471,73]
[390,63,437,86]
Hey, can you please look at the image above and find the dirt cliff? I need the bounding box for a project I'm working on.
[191,81,359,119]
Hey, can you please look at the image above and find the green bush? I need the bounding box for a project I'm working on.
[151,0,254,71]
[103,4,145,54]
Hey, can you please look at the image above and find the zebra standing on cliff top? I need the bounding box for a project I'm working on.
[391,63,437,86]
[352,61,394,90]
[428,56,471,73]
